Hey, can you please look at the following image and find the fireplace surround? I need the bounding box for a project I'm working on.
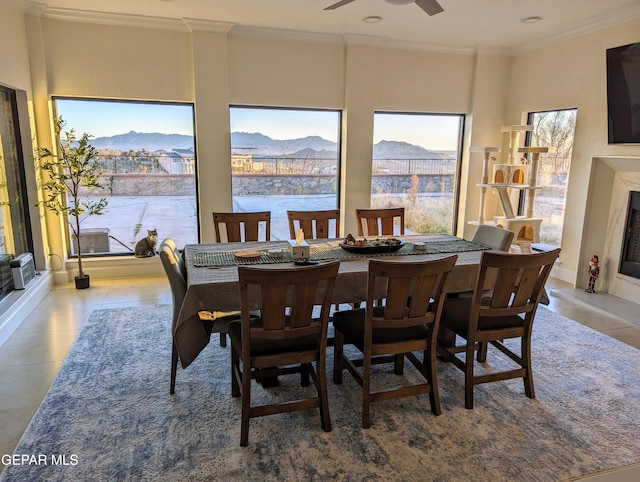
[585,156,640,304]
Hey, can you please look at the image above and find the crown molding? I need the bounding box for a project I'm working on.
[512,4,640,55]
[28,4,188,31]
[228,25,344,45]
[183,18,235,33]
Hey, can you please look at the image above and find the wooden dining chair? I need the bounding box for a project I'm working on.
[437,248,560,409]
[229,260,339,446]
[355,207,405,236]
[333,255,458,428]
[213,211,271,243]
[287,209,340,239]
[211,211,271,346]
[160,238,239,394]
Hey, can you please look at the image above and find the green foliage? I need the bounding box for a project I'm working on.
[37,117,108,278]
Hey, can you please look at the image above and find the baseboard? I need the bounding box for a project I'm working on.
[550,264,575,285]
[0,270,53,347]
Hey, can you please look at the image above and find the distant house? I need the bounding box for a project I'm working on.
[157,149,195,174]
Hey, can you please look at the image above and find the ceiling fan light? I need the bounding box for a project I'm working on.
[385,0,415,5]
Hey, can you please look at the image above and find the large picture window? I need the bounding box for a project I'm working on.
[371,112,464,234]
[523,108,577,247]
[54,99,198,255]
[229,106,341,240]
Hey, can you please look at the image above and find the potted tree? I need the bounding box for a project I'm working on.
[38,117,108,289]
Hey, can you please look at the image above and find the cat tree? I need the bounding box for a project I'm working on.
[471,125,554,253]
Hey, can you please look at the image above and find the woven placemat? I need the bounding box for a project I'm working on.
[193,239,488,267]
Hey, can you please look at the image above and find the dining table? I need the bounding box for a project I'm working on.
[174,234,492,368]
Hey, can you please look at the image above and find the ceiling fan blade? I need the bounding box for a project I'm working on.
[415,0,444,16]
[324,0,358,10]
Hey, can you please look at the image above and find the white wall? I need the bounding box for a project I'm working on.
[0,1,32,92]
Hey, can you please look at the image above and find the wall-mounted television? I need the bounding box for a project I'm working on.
[607,41,640,144]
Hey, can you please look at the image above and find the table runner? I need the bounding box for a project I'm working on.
[193,238,489,267]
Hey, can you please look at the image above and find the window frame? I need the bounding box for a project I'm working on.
[52,97,199,257]
[371,111,465,236]
[228,105,343,240]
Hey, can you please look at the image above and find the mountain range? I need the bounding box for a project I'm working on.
[91,130,453,159]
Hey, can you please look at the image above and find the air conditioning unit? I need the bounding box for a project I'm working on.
[11,252,36,290]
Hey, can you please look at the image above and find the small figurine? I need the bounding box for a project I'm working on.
[585,255,600,293]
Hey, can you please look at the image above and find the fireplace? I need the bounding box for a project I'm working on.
[582,157,640,304]
[620,191,640,279]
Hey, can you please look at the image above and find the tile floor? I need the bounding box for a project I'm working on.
[0,276,638,479]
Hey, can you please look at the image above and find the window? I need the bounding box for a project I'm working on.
[523,109,577,246]
[371,112,464,234]
[54,99,198,255]
[0,86,32,257]
[1,86,34,299]
[229,107,341,240]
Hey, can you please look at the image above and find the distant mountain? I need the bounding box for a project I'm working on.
[90,130,453,160]
[373,140,450,160]
[231,132,337,156]
[91,131,193,150]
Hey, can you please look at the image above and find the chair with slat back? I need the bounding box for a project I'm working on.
[355,207,405,236]
[211,211,271,346]
[213,211,271,243]
[229,260,340,446]
[287,209,340,239]
[437,248,560,409]
[332,255,458,428]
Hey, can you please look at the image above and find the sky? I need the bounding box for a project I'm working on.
[55,100,461,151]
[55,99,195,137]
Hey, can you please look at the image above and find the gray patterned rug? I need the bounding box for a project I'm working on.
[2,304,640,481]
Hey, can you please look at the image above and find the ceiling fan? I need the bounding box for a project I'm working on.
[324,0,444,16]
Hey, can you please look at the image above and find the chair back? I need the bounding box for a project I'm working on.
[367,255,457,332]
[159,238,187,328]
[471,224,514,252]
[213,211,271,243]
[471,249,560,333]
[287,209,340,239]
[356,207,405,236]
[238,261,339,351]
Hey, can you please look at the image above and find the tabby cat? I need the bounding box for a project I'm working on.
[134,228,158,258]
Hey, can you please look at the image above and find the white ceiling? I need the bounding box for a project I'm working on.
[16,0,640,53]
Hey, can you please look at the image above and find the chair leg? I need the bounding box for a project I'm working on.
[231,341,240,398]
[170,340,178,395]
[362,350,372,429]
[301,363,310,387]
[393,353,405,375]
[219,332,227,347]
[424,349,441,416]
[316,359,332,432]
[464,342,475,409]
[240,364,252,447]
[333,331,344,384]
[522,335,535,398]
[477,341,488,362]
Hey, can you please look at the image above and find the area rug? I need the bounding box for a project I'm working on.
[2,304,639,481]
